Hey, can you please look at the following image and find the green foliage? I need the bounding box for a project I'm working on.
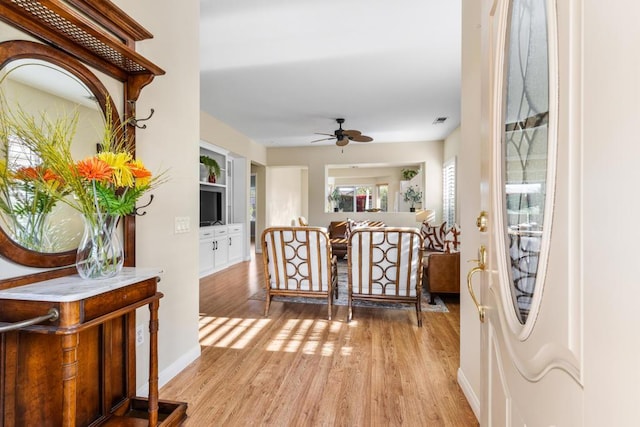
[200,155,221,177]
[403,185,423,208]
[328,187,341,202]
[95,182,147,217]
[328,187,341,210]
[402,168,419,180]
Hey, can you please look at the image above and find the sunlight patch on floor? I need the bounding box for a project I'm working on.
[198,315,353,356]
[199,316,270,348]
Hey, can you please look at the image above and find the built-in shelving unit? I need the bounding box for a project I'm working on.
[199,141,246,277]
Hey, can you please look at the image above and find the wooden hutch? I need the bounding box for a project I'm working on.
[0,1,186,425]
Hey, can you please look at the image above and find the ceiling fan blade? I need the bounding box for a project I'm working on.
[343,129,362,137]
[350,135,373,142]
[314,132,335,137]
[310,137,336,143]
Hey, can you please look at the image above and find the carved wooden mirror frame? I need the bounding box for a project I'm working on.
[0,0,164,287]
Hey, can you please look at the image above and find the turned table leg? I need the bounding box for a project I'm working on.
[61,333,79,427]
[148,299,160,426]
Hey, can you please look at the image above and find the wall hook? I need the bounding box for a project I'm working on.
[126,100,155,129]
[134,194,155,216]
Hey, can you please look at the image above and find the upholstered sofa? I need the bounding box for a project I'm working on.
[420,222,461,303]
[328,219,386,259]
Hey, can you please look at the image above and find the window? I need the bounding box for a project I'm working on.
[442,157,456,225]
[333,185,383,212]
[377,184,388,211]
[7,135,39,168]
[249,174,256,221]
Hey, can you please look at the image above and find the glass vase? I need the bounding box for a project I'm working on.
[76,214,123,279]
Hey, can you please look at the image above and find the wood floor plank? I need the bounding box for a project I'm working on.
[160,252,478,426]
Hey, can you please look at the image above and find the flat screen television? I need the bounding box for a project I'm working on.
[200,189,223,226]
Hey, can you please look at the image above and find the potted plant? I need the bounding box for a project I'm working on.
[401,168,419,181]
[200,155,221,183]
[328,187,341,212]
[403,185,422,212]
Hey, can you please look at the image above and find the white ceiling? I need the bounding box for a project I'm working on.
[200,0,461,147]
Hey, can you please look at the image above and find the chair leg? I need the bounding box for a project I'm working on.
[264,294,271,317]
[347,294,353,323]
[327,297,332,320]
[416,301,423,327]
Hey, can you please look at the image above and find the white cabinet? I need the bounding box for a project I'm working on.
[212,226,229,271]
[199,225,243,278]
[198,238,214,277]
[199,226,228,277]
[227,223,243,264]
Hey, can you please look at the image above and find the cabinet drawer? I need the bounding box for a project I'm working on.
[199,227,215,240]
[228,224,242,234]
[213,226,228,237]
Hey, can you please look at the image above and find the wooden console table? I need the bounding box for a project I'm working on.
[0,268,187,426]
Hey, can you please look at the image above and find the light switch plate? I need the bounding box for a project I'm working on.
[174,216,190,234]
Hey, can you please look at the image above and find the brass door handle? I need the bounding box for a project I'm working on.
[467,245,487,323]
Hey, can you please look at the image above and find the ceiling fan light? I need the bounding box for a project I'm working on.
[336,137,349,147]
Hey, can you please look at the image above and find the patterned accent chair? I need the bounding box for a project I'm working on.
[420,222,461,303]
[327,219,386,259]
[347,227,424,326]
[261,226,338,319]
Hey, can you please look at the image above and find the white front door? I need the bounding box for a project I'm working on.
[472,0,584,424]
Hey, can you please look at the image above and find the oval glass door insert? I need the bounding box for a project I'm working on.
[502,0,550,324]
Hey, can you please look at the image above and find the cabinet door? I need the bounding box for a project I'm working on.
[213,237,228,271]
[227,233,242,264]
[199,239,214,276]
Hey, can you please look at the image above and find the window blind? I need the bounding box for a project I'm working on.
[442,157,457,226]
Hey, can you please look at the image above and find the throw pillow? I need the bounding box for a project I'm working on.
[421,221,447,251]
[443,224,461,253]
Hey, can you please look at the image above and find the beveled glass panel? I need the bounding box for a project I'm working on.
[502,0,549,324]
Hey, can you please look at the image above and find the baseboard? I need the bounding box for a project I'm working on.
[457,367,480,422]
[137,344,201,396]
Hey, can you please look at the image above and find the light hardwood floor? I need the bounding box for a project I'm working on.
[160,252,478,426]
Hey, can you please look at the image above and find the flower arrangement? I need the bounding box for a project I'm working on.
[403,185,423,210]
[0,155,71,251]
[9,105,163,223]
[1,97,165,278]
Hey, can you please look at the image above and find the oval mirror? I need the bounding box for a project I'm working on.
[0,40,120,268]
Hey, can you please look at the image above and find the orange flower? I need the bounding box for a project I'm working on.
[76,157,113,182]
[127,160,152,188]
[15,166,39,181]
[42,168,62,183]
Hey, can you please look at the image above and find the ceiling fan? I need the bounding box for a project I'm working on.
[311,118,373,147]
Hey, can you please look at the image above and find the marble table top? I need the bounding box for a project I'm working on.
[0,267,162,302]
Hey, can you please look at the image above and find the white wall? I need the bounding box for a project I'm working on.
[267,140,443,228]
[582,1,640,424]
[111,0,202,391]
[265,167,306,227]
[200,111,267,165]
